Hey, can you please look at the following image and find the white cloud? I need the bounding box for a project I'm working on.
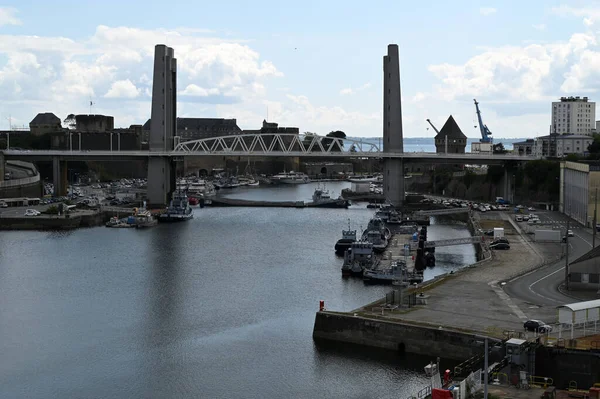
[480,7,497,16]
[552,5,600,27]
[180,84,220,97]
[104,79,140,98]
[339,82,372,96]
[426,32,599,102]
[0,7,21,26]
[532,24,546,31]
[0,19,282,127]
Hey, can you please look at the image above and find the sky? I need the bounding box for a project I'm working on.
[0,1,600,138]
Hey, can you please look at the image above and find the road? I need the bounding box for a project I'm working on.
[503,210,595,312]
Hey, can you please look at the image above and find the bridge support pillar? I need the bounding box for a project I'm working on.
[52,157,68,197]
[385,159,405,207]
[383,44,405,207]
[502,168,514,204]
[147,157,173,207]
[0,152,4,181]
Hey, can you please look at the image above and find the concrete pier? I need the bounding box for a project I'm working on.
[383,44,405,208]
[313,211,563,359]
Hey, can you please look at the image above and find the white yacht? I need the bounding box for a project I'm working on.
[271,171,310,184]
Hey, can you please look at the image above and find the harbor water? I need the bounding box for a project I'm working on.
[0,182,475,399]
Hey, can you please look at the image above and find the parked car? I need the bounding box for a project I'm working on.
[492,237,509,245]
[490,242,510,250]
[528,207,536,211]
[523,320,552,333]
[515,215,523,222]
[522,215,530,221]
[0,201,7,208]
[24,209,40,216]
[567,230,574,237]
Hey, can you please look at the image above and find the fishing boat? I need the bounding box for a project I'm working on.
[133,209,157,229]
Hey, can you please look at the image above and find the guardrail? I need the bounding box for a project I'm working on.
[0,174,40,188]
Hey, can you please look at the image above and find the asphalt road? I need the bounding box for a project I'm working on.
[503,210,595,309]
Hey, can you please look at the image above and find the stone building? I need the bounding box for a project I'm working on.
[142,118,242,142]
[434,116,467,154]
[29,113,62,135]
[75,114,115,132]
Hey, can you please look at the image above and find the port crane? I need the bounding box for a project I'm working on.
[426,119,440,134]
[473,99,493,143]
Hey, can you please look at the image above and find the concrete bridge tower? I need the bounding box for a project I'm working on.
[147,44,177,206]
[383,44,405,207]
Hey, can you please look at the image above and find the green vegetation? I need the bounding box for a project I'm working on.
[321,130,346,151]
[43,205,59,215]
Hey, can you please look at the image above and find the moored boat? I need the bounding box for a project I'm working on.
[334,219,357,255]
[341,241,378,277]
[158,190,194,222]
[271,171,310,184]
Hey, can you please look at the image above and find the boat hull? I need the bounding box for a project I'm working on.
[334,239,354,255]
[308,200,349,209]
[158,214,193,223]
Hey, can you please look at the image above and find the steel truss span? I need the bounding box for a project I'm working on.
[174,133,380,155]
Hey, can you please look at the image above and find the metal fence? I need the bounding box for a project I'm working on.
[459,369,482,399]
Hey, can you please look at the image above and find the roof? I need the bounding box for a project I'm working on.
[143,118,240,131]
[505,338,526,345]
[435,115,467,140]
[557,299,600,312]
[569,245,600,266]
[513,139,535,145]
[536,134,593,140]
[30,112,60,126]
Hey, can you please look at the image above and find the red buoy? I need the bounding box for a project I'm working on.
[319,300,325,311]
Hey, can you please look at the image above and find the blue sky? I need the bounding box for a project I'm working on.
[0,1,599,138]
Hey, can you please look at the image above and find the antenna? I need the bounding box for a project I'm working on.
[89,96,94,114]
[267,106,269,122]
[6,115,11,130]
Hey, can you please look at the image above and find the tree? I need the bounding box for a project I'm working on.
[63,114,76,130]
[492,142,507,154]
[588,134,600,159]
[321,130,346,151]
[302,132,320,151]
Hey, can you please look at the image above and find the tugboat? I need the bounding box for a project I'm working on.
[309,185,350,208]
[334,219,357,255]
[341,241,379,277]
[158,190,194,222]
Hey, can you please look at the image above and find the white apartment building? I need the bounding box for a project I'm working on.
[533,134,593,157]
[552,96,596,135]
